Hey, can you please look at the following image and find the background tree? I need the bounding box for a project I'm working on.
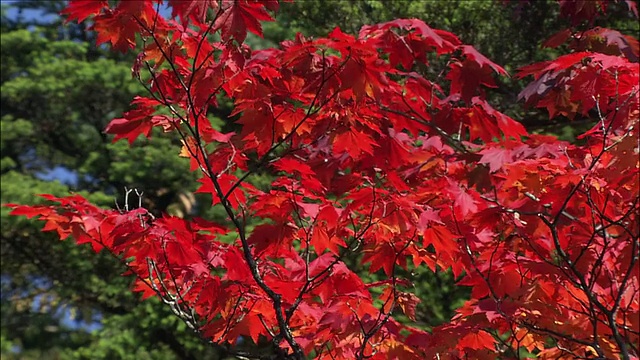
[1,1,221,358]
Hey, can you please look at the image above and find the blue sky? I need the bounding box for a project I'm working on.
[3,1,59,23]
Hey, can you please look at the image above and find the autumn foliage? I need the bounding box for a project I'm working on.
[7,0,639,359]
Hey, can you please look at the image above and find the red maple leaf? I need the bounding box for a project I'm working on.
[478,146,514,173]
[447,59,498,103]
[310,223,345,255]
[460,45,507,75]
[447,179,478,217]
[458,330,496,351]
[169,0,219,23]
[61,0,107,23]
[104,97,164,144]
[93,2,156,52]
[215,0,273,43]
[332,128,377,159]
[362,243,398,276]
[542,29,573,49]
[195,173,246,209]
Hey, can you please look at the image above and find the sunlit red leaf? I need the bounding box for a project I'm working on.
[215,0,273,43]
[169,0,219,23]
[61,0,107,23]
[332,128,377,159]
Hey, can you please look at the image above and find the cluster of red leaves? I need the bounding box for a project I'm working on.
[8,1,639,359]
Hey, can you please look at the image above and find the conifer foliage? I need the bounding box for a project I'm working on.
[8,1,639,359]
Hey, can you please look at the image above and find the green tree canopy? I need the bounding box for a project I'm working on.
[1,2,217,358]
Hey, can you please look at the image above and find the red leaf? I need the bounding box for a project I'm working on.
[165,240,202,267]
[517,52,591,78]
[362,243,397,276]
[105,118,152,144]
[397,291,421,321]
[447,180,478,217]
[447,60,498,103]
[418,208,444,231]
[248,223,295,256]
[195,174,246,209]
[332,129,377,159]
[339,55,388,101]
[458,330,496,351]
[104,97,168,143]
[423,225,458,258]
[93,1,159,53]
[473,98,527,140]
[311,223,345,255]
[583,27,639,62]
[7,204,51,219]
[132,278,158,300]
[169,0,218,23]
[460,45,507,75]
[61,0,107,23]
[558,0,605,25]
[273,157,316,177]
[478,146,514,173]
[359,19,460,54]
[542,29,572,49]
[215,0,273,43]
